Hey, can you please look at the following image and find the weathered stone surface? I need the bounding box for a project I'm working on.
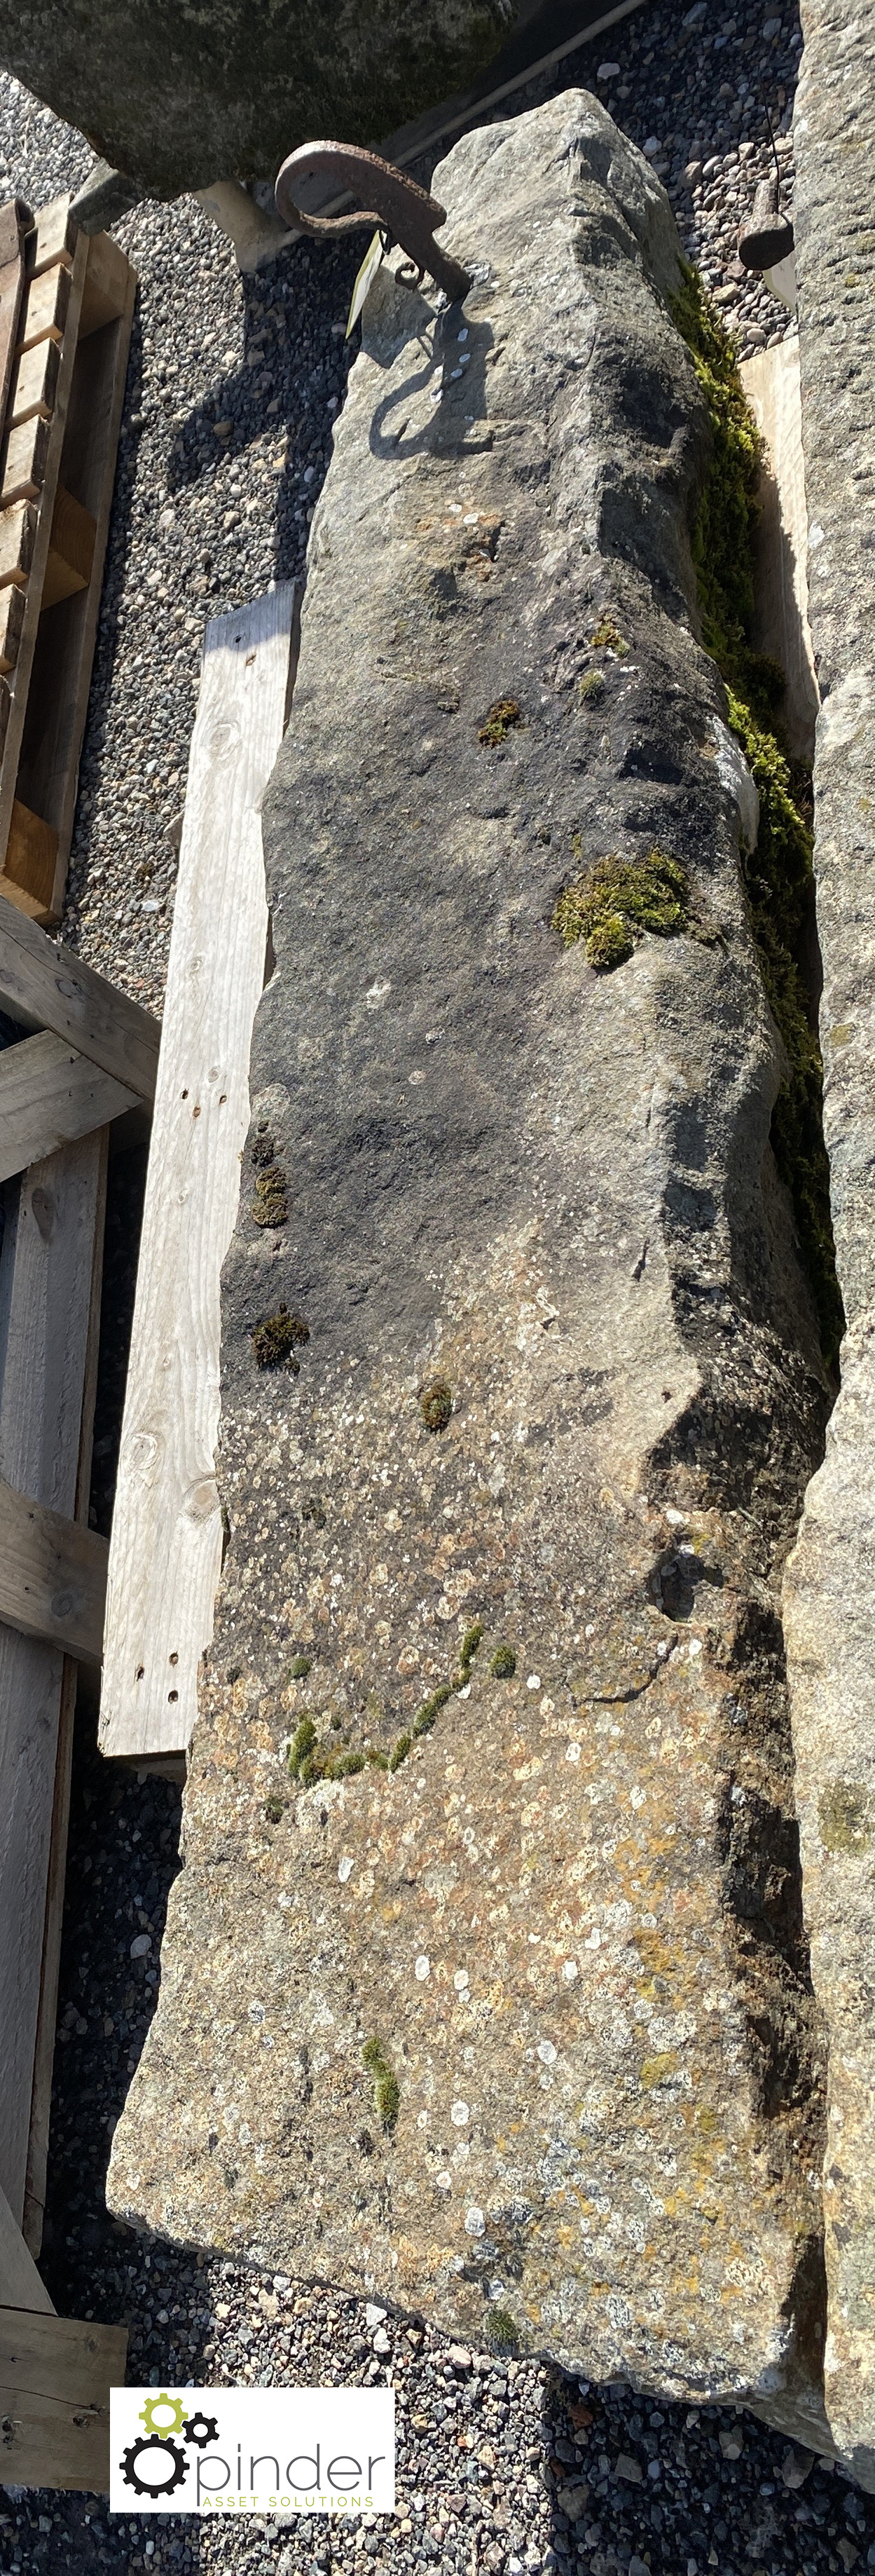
[794,0,875,1326]
[783,1318,875,2487]
[0,0,513,200]
[109,95,832,2434]
[783,0,875,2486]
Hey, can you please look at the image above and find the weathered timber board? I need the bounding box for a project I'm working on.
[0,2309,127,2492]
[0,1133,103,2220]
[99,586,294,1761]
[16,259,136,920]
[0,1476,107,1659]
[0,2176,54,2310]
[0,906,159,1097]
[0,1027,135,1178]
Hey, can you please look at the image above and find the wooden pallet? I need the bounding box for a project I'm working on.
[0,2178,127,2493]
[0,901,158,2307]
[0,198,135,926]
[99,587,296,1763]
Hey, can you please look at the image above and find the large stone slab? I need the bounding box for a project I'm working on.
[109,93,832,2434]
[0,0,514,200]
[783,0,875,2486]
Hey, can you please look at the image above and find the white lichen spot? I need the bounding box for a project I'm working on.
[453,1968,469,1992]
[537,2040,558,2066]
[338,1855,353,1883]
[450,2101,470,2127]
[365,979,392,1010]
[527,1674,542,1691]
[562,1959,579,1982]
[415,1954,431,1982]
[464,2206,485,2237]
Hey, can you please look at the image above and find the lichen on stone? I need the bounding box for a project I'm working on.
[818,1780,874,1854]
[553,848,689,970]
[252,1304,310,1369]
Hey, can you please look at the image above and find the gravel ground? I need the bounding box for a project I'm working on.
[3,8,869,2575]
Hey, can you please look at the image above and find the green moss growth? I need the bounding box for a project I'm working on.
[453,1621,485,1687]
[252,1164,289,1227]
[590,617,628,657]
[420,1375,453,1431]
[553,849,689,971]
[389,1730,413,1773]
[412,1681,453,1738]
[485,2306,520,2354]
[287,1716,318,1778]
[252,1305,310,1370]
[478,697,523,747]
[250,1124,277,1168]
[579,668,605,704]
[362,2038,400,2132]
[263,1793,287,1825]
[289,1654,312,1680]
[672,264,843,1370]
[490,1644,517,1679]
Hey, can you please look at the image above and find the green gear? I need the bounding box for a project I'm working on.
[139,2390,188,2439]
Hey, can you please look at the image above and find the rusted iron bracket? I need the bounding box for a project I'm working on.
[275,142,471,304]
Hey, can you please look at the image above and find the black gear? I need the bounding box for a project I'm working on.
[120,2433,188,2497]
[182,2411,219,2448]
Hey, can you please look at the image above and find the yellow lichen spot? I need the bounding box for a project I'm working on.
[640,2052,679,2088]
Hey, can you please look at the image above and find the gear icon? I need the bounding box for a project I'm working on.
[139,2390,188,2439]
[182,2411,219,2448]
[120,2434,188,2499]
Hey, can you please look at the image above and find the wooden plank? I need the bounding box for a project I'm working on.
[0,411,51,507]
[0,906,159,1098]
[0,226,88,890]
[100,586,295,1760]
[18,263,137,923]
[15,259,70,355]
[29,196,76,280]
[0,2310,127,2493]
[0,584,25,674]
[0,1028,136,1179]
[740,338,820,763]
[42,484,96,611]
[23,1129,108,2258]
[0,1474,108,1660]
[7,334,60,430]
[78,229,130,338]
[0,498,36,590]
[4,798,57,913]
[0,202,28,465]
[0,1133,103,2219]
[0,2179,54,2310]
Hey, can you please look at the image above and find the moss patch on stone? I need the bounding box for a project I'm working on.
[252,1305,310,1369]
[252,1164,289,1227]
[553,848,689,971]
[420,1375,453,1430]
[673,262,843,1372]
[362,2037,400,2132]
[579,667,605,704]
[490,1644,517,1679]
[478,697,523,747]
[589,616,628,657]
[485,2305,521,2354]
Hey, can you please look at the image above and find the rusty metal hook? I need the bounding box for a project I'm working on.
[274,141,471,305]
